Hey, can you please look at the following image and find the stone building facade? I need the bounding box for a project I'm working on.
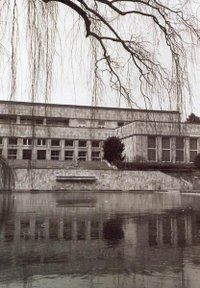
[0,100,199,164]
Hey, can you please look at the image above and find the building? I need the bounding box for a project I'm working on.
[0,100,199,164]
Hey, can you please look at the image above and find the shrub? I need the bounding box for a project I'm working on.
[103,136,124,164]
[194,153,200,168]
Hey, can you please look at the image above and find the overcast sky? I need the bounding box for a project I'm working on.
[0,0,200,117]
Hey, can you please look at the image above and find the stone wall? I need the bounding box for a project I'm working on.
[13,168,191,191]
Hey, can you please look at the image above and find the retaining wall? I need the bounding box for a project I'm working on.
[13,169,191,191]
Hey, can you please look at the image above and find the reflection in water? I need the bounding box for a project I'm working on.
[0,192,200,287]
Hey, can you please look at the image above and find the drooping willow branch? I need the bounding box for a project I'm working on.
[42,0,200,109]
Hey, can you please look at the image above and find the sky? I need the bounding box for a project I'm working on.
[0,0,200,117]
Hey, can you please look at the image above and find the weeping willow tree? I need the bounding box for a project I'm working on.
[0,0,199,110]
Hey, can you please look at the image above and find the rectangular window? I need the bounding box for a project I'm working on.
[23,138,32,146]
[98,120,106,128]
[92,141,100,148]
[147,136,156,161]
[0,137,3,145]
[118,121,124,127]
[65,151,74,161]
[78,151,87,161]
[0,149,2,156]
[8,137,17,146]
[92,151,100,161]
[51,139,60,147]
[0,115,16,124]
[190,138,198,162]
[176,137,184,162]
[162,137,171,162]
[79,140,87,147]
[65,140,74,147]
[37,150,46,160]
[23,149,32,160]
[37,139,46,146]
[51,150,60,160]
[8,149,17,159]
[47,118,69,126]
[78,119,86,127]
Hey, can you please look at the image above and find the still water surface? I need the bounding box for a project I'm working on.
[0,191,200,288]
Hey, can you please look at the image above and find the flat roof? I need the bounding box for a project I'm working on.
[0,100,180,114]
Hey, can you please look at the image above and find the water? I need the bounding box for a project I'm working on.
[0,191,199,287]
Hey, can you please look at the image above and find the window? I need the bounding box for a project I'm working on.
[51,150,60,160]
[78,119,86,127]
[78,151,87,161]
[92,141,100,148]
[65,140,74,147]
[98,120,105,128]
[37,139,46,146]
[147,136,156,161]
[190,138,198,162]
[35,118,43,125]
[8,149,17,159]
[176,137,184,162]
[65,151,74,160]
[0,137,3,145]
[23,150,32,160]
[92,151,100,161]
[51,139,60,147]
[37,150,46,160]
[23,138,32,146]
[47,118,69,126]
[20,116,33,125]
[118,121,124,127]
[0,149,2,156]
[79,140,87,147]
[8,138,17,145]
[162,137,171,162]
[0,115,16,124]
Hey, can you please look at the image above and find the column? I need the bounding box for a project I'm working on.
[157,136,162,162]
[14,217,21,241]
[98,218,103,239]
[171,137,176,163]
[2,137,8,159]
[16,116,20,124]
[32,139,37,160]
[17,138,23,160]
[72,218,77,241]
[29,215,36,239]
[74,140,79,162]
[185,137,190,163]
[60,140,65,161]
[58,218,64,239]
[44,218,49,239]
[171,217,178,246]
[156,216,163,246]
[46,139,51,160]
[86,220,91,241]
[184,215,192,245]
[88,141,92,161]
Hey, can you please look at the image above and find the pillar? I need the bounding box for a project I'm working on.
[156,216,163,246]
[171,217,178,246]
[58,218,64,239]
[86,220,91,241]
[184,215,192,245]
[72,219,77,241]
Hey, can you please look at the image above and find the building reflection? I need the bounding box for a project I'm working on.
[1,192,200,287]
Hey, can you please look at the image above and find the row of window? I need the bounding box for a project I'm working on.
[0,138,102,148]
[0,149,101,161]
[0,114,125,128]
[148,136,198,162]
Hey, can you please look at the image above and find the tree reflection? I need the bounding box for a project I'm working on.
[103,217,124,244]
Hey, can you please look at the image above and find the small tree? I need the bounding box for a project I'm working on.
[103,137,124,164]
[194,154,200,169]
